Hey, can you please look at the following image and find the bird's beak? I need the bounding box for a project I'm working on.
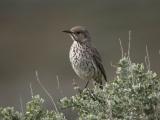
[62,30,78,42]
[62,30,73,34]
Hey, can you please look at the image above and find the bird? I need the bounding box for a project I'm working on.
[63,26,107,88]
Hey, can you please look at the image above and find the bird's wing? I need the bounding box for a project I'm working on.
[92,47,107,81]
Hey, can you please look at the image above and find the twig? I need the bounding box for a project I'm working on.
[110,61,117,68]
[128,30,131,58]
[72,79,82,93]
[119,38,124,58]
[145,45,151,71]
[56,75,64,97]
[35,70,58,112]
[29,83,34,97]
[56,75,60,90]
[19,96,24,115]
[145,56,148,70]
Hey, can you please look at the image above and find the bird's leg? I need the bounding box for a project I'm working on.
[93,80,103,89]
[85,80,89,88]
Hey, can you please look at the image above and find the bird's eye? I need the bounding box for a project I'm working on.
[76,32,81,34]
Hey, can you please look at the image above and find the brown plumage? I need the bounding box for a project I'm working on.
[63,26,107,88]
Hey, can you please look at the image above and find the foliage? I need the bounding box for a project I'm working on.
[0,95,66,120]
[60,56,160,120]
[0,56,160,120]
[0,107,22,120]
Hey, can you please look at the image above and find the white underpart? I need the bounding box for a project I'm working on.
[69,41,95,80]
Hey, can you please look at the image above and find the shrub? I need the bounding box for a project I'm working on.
[0,56,160,120]
[0,95,66,120]
[60,56,160,120]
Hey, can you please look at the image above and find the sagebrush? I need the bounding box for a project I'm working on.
[0,56,160,120]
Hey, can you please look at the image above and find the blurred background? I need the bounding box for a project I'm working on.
[0,0,160,119]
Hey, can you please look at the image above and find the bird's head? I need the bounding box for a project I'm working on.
[63,26,91,44]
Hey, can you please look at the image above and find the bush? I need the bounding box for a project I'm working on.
[60,56,160,120]
[0,56,160,120]
[0,95,66,120]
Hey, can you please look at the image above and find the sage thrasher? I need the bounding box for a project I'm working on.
[63,26,107,88]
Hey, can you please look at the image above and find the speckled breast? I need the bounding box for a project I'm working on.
[69,42,95,80]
